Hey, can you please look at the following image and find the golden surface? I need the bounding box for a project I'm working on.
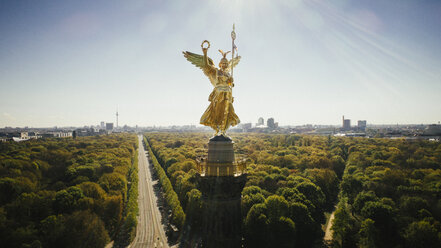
[196,157,247,177]
[183,40,241,135]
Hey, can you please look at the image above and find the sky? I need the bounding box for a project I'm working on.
[1,0,440,127]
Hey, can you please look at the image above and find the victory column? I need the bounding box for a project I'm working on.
[182,25,247,248]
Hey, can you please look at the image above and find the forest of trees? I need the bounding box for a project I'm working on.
[145,132,441,248]
[2,131,440,248]
[0,134,138,248]
[332,138,441,248]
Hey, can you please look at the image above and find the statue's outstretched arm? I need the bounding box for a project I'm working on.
[201,41,216,78]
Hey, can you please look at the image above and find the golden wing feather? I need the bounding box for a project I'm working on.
[228,55,241,72]
[182,51,215,78]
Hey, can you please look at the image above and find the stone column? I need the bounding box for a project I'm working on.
[197,135,246,248]
[197,174,246,248]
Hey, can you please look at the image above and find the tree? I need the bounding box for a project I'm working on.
[102,195,123,236]
[242,186,263,196]
[53,186,84,213]
[341,174,364,204]
[185,189,203,229]
[332,199,358,248]
[304,168,339,210]
[360,201,396,247]
[295,182,326,223]
[0,177,34,205]
[403,220,440,248]
[358,218,376,248]
[269,217,296,248]
[241,193,265,218]
[78,182,106,200]
[353,191,378,215]
[6,192,53,223]
[63,211,110,248]
[40,215,66,247]
[289,202,320,247]
[399,196,429,218]
[360,201,394,231]
[265,195,289,221]
[245,203,269,247]
[98,172,127,195]
[331,155,346,178]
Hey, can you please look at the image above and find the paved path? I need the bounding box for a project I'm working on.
[129,135,169,248]
[324,210,336,241]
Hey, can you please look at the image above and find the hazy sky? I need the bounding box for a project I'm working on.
[1,0,440,127]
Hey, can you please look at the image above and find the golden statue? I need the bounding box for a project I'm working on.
[183,38,241,135]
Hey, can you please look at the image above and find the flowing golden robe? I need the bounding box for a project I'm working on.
[200,70,240,132]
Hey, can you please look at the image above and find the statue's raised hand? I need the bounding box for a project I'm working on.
[201,40,210,54]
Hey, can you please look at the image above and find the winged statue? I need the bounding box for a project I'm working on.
[183,40,241,135]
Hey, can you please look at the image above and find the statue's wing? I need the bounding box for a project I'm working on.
[228,55,241,72]
[183,51,215,77]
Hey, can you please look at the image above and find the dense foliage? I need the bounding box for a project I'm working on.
[0,134,138,248]
[145,132,346,247]
[332,138,441,248]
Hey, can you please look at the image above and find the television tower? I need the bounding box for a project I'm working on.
[116,108,119,128]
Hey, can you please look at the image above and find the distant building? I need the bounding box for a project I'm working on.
[257,117,264,126]
[11,132,30,142]
[106,123,114,131]
[41,132,72,138]
[358,120,367,131]
[100,121,105,129]
[342,116,351,130]
[56,132,72,138]
[116,110,119,128]
[267,118,276,129]
[74,128,105,137]
[424,124,441,136]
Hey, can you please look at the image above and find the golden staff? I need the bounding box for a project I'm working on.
[231,23,236,77]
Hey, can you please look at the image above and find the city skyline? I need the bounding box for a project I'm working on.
[1,0,441,127]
